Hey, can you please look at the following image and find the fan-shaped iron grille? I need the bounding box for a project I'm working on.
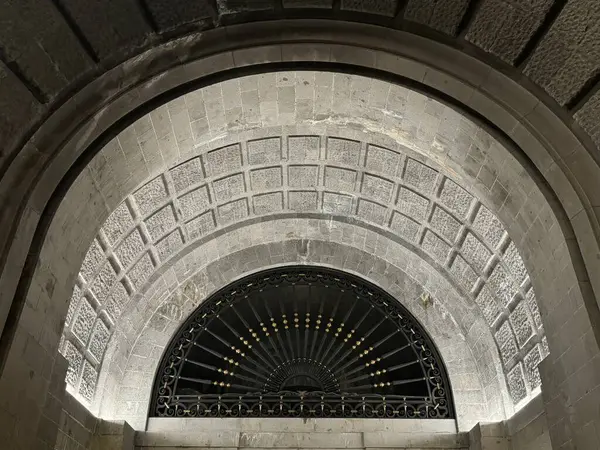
[151,267,454,419]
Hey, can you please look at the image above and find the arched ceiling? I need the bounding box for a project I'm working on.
[55,71,550,426]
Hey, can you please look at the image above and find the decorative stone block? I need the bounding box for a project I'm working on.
[487,263,518,308]
[80,239,104,283]
[178,185,210,220]
[326,137,361,165]
[460,232,492,273]
[155,229,184,262]
[361,173,395,204]
[341,0,396,16]
[495,321,518,366]
[430,206,461,243]
[169,157,203,193]
[524,345,542,390]
[72,296,96,345]
[127,252,155,289]
[323,192,354,215]
[66,285,81,327]
[250,167,283,191]
[253,192,284,215]
[510,301,534,348]
[503,241,528,285]
[356,199,387,225]
[88,319,110,362]
[403,158,438,194]
[247,137,282,165]
[62,340,83,388]
[79,360,98,402]
[289,191,318,212]
[218,198,249,224]
[186,211,216,240]
[422,229,451,264]
[526,288,543,329]
[203,144,242,177]
[472,205,505,248]
[102,202,134,246]
[145,205,177,241]
[449,255,478,293]
[365,145,402,177]
[134,176,168,217]
[288,136,320,161]
[114,228,145,269]
[324,166,357,192]
[397,187,429,221]
[439,178,473,219]
[476,285,502,326]
[105,281,129,321]
[390,212,420,243]
[507,364,527,404]
[288,165,319,188]
[213,173,246,203]
[89,261,117,303]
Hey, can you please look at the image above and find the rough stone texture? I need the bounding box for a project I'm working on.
[145,0,213,30]
[472,205,505,249]
[177,185,210,220]
[575,89,600,149]
[439,179,473,220]
[495,320,519,366]
[134,177,168,217]
[71,296,96,345]
[327,138,361,166]
[461,233,492,273]
[114,229,145,269]
[102,203,134,245]
[145,205,177,241]
[397,187,430,221]
[405,0,470,35]
[422,229,451,264]
[507,364,527,404]
[341,0,396,16]
[169,158,204,193]
[430,206,462,244]
[403,158,438,194]
[525,0,600,105]
[466,0,553,63]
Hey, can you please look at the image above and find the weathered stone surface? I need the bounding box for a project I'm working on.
[449,255,478,293]
[341,0,396,16]
[476,285,502,326]
[495,320,518,366]
[326,138,361,166]
[127,252,155,289]
[81,239,105,283]
[170,157,204,193]
[145,0,213,30]
[472,205,505,248]
[288,136,320,161]
[134,176,168,217]
[155,229,184,262]
[288,165,319,188]
[78,360,98,402]
[145,205,177,241]
[503,241,528,286]
[487,264,518,308]
[323,192,354,215]
[72,296,96,345]
[509,301,534,347]
[102,203,134,246]
[89,262,117,303]
[204,144,243,177]
[88,319,110,362]
[218,198,249,223]
[62,340,83,387]
[403,158,438,194]
[507,364,527,404]
[213,173,246,203]
[105,281,129,321]
[357,199,387,225]
[186,211,215,240]
[422,230,451,264]
[253,192,284,214]
[526,288,542,329]
[66,285,82,328]
[248,137,282,165]
[575,90,600,149]
[397,187,430,221]
[289,191,318,212]
[114,229,145,269]
[524,345,542,390]
[390,212,420,242]
[439,178,473,219]
[460,232,492,273]
[250,167,283,191]
[365,145,403,177]
[361,173,395,204]
[324,166,357,192]
[178,185,210,220]
[430,206,461,243]
[405,0,470,35]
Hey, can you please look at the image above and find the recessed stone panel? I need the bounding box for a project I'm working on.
[439,178,473,219]
[213,173,246,203]
[526,288,543,329]
[524,346,542,390]
[253,192,284,215]
[357,199,387,225]
[323,192,354,215]
[390,212,420,243]
[186,211,216,240]
[289,191,318,212]
[203,144,242,177]
[422,229,451,264]
[460,232,492,273]
[288,136,320,161]
[170,157,203,193]
[145,205,177,241]
[114,229,145,269]
[476,285,502,326]
[403,158,438,194]
[324,166,357,192]
[430,206,461,243]
[72,296,96,346]
[62,340,83,388]
[79,360,97,402]
[134,176,168,217]
[472,205,505,248]
[397,187,429,221]
[341,0,396,16]
[66,285,81,328]
[488,263,518,308]
[155,229,184,262]
[503,241,528,285]
[88,319,110,362]
[80,239,104,283]
[178,185,210,220]
[288,165,319,188]
[450,255,478,293]
[361,173,395,204]
[405,0,470,35]
[102,203,134,246]
[510,301,534,348]
[89,261,117,303]
[127,252,155,289]
[365,145,403,177]
[105,281,129,321]
[250,167,283,191]
[219,199,249,224]
[326,137,361,165]
[507,364,527,405]
[247,137,282,165]
[495,321,519,366]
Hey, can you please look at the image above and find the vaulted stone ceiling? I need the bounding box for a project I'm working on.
[53,71,551,429]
